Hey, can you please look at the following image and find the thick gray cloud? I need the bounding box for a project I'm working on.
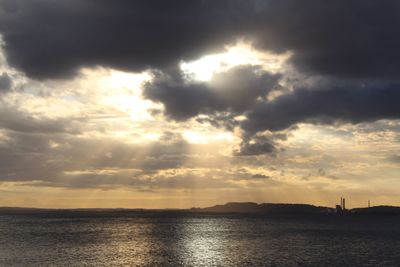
[145,67,400,155]
[0,73,11,92]
[234,139,276,156]
[1,1,400,80]
[233,132,288,156]
[0,0,251,79]
[144,66,280,120]
[242,83,400,134]
[235,142,276,156]
[250,0,400,79]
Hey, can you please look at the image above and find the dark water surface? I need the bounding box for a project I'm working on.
[0,212,399,266]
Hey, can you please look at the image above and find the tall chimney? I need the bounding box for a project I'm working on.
[343,198,346,210]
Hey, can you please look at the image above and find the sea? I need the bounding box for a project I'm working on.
[0,211,399,266]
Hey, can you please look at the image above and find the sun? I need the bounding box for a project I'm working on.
[180,42,289,82]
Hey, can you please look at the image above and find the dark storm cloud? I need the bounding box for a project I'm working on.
[242,83,400,134]
[0,0,399,80]
[250,0,400,79]
[0,0,252,79]
[0,73,12,92]
[144,66,280,120]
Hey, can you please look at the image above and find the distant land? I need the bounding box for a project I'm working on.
[190,202,400,216]
[1,202,400,217]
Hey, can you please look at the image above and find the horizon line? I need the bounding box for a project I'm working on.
[0,201,393,211]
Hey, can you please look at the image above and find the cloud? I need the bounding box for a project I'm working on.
[251,174,270,179]
[1,1,400,81]
[387,154,400,164]
[144,65,280,120]
[0,0,251,79]
[0,129,240,190]
[31,171,236,190]
[0,73,11,92]
[0,129,190,183]
[250,1,400,79]
[234,139,276,156]
[242,83,400,134]
[0,106,81,134]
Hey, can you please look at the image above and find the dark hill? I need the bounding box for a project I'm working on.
[352,206,400,216]
[190,202,333,214]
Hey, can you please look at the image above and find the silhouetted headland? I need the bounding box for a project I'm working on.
[190,202,400,218]
[190,202,330,214]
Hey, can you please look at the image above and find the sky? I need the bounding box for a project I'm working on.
[0,0,400,209]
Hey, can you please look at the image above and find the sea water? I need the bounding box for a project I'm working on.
[0,212,399,266]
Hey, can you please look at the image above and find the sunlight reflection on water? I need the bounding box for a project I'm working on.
[0,213,400,266]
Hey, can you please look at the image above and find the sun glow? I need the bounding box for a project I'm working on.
[183,130,235,144]
[180,42,289,81]
[83,69,158,122]
[100,69,151,90]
